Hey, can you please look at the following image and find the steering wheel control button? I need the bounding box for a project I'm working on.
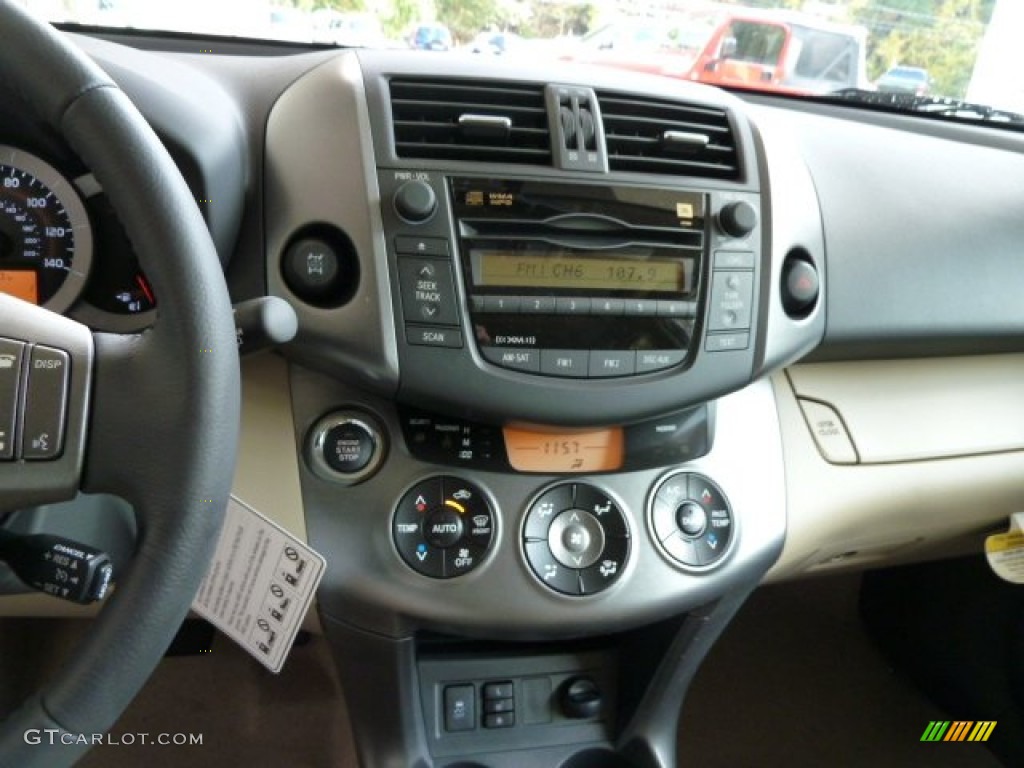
[394,477,494,579]
[548,509,605,569]
[398,258,459,327]
[308,411,385,485]
[21,344,69,460]
[651,473,735,569]
[676,502,707,537]
[0,338,26,460]
[524,483,629,595]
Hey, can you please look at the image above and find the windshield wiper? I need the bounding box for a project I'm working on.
[825,88,1024,126]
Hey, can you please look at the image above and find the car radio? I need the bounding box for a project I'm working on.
[450,177,705,378]
[379,171,761,425]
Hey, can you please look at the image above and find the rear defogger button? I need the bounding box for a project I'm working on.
[22,345,70,460]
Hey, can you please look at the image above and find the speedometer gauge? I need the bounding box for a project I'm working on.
[0,146,93,314]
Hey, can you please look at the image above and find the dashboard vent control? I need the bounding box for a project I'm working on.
[597,92,740,180]
[390,78,551,166]
[545,85,607,172]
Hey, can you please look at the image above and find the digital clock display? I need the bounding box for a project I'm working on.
[472,250,688,294]
[503,426,625,473]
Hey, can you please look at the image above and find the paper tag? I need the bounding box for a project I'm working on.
[984,512,1024,584]
[192,495,325,673]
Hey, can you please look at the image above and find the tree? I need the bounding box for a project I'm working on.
[436,0,499,43]
[849,0,996,98]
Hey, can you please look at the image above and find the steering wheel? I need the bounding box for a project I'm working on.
[0,3,240,766]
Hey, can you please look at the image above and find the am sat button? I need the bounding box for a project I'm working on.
[481,347,540,373]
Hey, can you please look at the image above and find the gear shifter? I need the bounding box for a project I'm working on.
[0,529,113,604]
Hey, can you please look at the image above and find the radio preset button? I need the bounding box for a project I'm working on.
[540,350,589,378]
[483,296,522,313]
[556,297,592,315]
[589,351,636,378]
[591,298,625,316]
[482,347,541,373]
[623,299,657,316]
[521,296,556,314]
[656,300,697,318]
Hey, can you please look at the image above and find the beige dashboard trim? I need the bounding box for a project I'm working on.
[770,361,1024,580]
[787,355,1024,463]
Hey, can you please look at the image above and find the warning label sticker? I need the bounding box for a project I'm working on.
[192,496,325,673]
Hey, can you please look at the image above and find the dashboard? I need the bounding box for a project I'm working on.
[3,28,1024,768]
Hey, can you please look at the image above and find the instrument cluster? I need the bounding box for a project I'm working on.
[0,145,155,333]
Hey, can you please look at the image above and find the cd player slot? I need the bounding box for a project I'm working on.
[460,218,703,249]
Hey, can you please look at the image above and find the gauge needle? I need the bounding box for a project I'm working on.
[136,273,155,305]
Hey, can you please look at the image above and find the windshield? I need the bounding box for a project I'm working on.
[27,0,1018,114]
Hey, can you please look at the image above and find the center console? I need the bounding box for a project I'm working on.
[264,50,826,768]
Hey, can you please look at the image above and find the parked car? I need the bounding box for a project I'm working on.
[875,65,932,96]
[2,2,1022,768]
[407,22,453,51]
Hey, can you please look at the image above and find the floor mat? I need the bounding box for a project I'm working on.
[679,573,1004,768]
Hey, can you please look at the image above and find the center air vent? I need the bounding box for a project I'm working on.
[390,78,551,166]
[597,92,740,180]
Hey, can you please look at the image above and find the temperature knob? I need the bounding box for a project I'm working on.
[393,180,437,223]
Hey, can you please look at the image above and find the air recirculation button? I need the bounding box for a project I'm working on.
[393,476,494,579]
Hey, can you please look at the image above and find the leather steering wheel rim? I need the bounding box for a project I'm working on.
[0,3,240,765]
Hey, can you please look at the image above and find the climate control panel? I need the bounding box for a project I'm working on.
[393,476,495,578]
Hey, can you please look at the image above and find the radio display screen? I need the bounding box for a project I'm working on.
[473,251,688,294]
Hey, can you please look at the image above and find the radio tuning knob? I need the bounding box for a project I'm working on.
[718,201,758,238]
[393,180,438,223]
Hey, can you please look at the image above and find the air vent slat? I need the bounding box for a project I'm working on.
[390,78,551,166]
[598,91,740,180]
